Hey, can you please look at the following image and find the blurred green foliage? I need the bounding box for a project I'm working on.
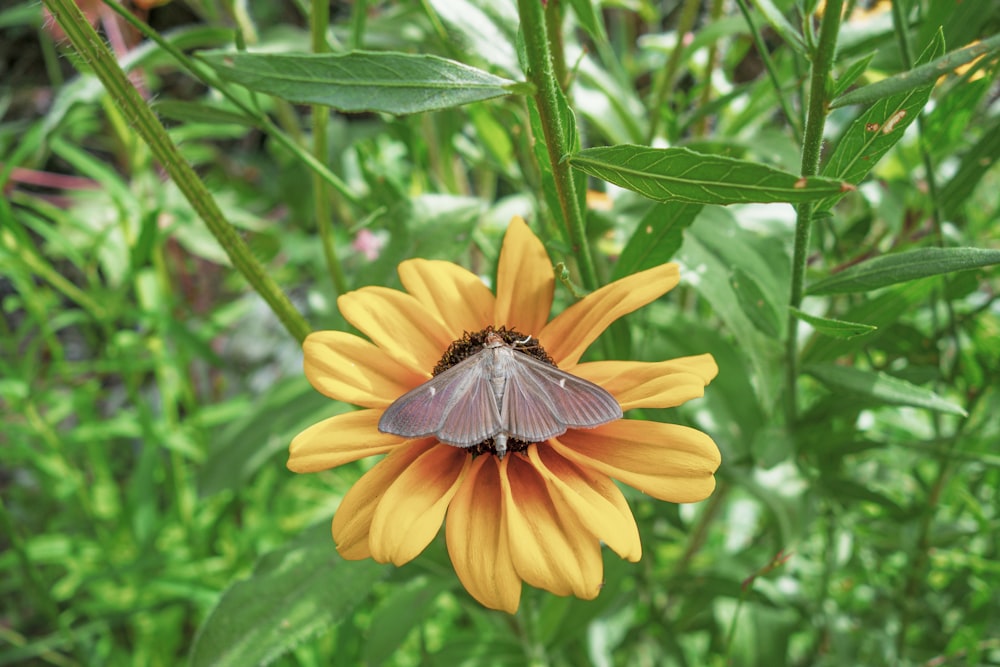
[2,0,998,666]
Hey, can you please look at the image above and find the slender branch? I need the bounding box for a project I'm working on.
[784,0,844,423]
[311,0,348,296]
[646,0,701,142]
[99,0,362,209]
[517,0,599,291]
[733,0,802,138]
[45,0,312,342]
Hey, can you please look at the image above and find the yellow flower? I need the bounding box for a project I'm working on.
[288,216,721,613]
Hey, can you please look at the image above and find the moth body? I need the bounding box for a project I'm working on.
[378,331,621,458]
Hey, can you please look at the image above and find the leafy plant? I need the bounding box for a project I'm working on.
[2,0,998,665]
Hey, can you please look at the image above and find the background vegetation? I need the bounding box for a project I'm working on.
[2,0,998,665]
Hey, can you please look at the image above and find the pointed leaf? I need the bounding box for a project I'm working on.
[731,267,782,337]
[612,201,701,279]
[804,364,967,416]
[198,377,340,497]
[807,247,1000,295]
[789,307,877,339]
[198,50,520,114]
[365,577,453,666]
[939,114,1000,218]
[190,524,391,667]
[817,32,945,211]
[831,34,1000,108]
[832,52,877,99]
[567,145,852,204]
[750,0,807,54]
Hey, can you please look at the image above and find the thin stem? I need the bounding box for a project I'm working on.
[99,0,361,209]
[311,0,348,296]
[646,0,701,142]
[733,0,803,138]
[544,0,568,89]
[46,0,312,342]
[695,0,726,137]
[350,0,368,50]
[517,0,599,292]
[784,0,844,423]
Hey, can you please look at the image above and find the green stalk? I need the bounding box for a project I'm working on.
[45,0,311,342]
[646,0,701,142]
[99,0,361,209]
[544,0,568,89]
[695,0,726,137]
[350,0,368,50]
[517,0,598,292]
[784,0,844,423]
[733,0,802,138]
[311,0,348,296]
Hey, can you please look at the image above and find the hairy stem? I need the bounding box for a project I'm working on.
[46,0,312,342]
[517,0,599,292]
[784,0,844,423]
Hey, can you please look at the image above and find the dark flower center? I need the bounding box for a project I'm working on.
[434,326,556,457]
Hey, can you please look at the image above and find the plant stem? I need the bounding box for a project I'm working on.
[544,0,568,89]
[45,0,312,343]
[646,0,701,142]
[311,0,348,296]
[733,0,802,138]
[695,0,725,137]
[784,0,844,423]
[99,0,361,209]
[517,0,599,292]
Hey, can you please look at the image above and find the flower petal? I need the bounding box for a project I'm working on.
[398,258,495,337]
[540,263,680,366]
[369,445,470,565]
[551,420,720,503]
[446,455,521,613]
[500,454,604,599]
[494,216,554,336]
[338,286,453,376]
[528,445,641,562]
[303,331,425,407]
[331,439,436,560]
[288,409,400,472]
[574,354,718,410]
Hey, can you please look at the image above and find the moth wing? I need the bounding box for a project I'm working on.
[436,356,503,446]
[503,352,622,441]
[378,354,485,440]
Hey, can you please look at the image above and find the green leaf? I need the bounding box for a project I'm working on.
[153,100,256,126]
[680,230,782,410]
[802,279,935,364]
[806,247,1000,295]
[750,0,807,54]
[567,145,851,204]
[817,32,945,210]
[804,364,967,416]
[732,267,782,337]
[425,0,521,76]
[790,307,877,339]
[566,0,607,44]
[365,577,452,666]
[198,377,340,497]
[190,524,391,667]
[612,201,701,279]
[198,50,519,114]
[939,114,1000,219]
[831,33,1000,108]
[832,52,876,99]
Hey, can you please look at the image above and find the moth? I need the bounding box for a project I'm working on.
[378,331,622,458]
